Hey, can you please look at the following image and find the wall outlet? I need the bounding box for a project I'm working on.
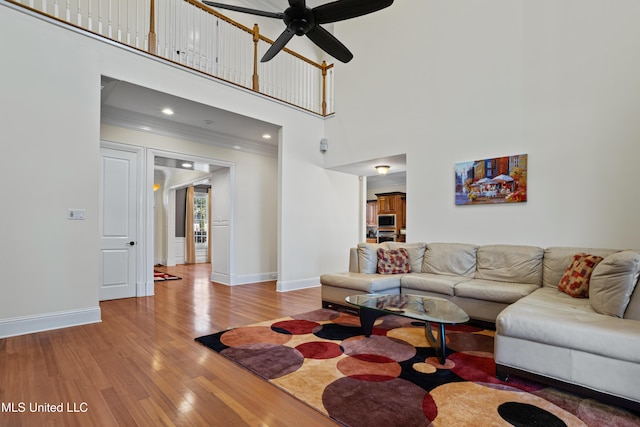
[67,209,86,220]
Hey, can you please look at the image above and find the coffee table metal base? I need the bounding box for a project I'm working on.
[359,307,448,364]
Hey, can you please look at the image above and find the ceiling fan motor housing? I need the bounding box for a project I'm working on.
[284,6,315,36]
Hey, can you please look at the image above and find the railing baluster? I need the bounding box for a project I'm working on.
[125,0,130,45]
[134,0,139,49]
[97,0,102,34]
[107,0,112,38]
[87,0,93,31]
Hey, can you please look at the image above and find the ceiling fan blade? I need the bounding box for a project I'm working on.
[305,25,353,63]
[314,0,393,24]
[261,29,296,62]
[201,1,283,19]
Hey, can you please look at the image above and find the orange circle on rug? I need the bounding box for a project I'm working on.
[337,354,401,379]
[413,362,437,374]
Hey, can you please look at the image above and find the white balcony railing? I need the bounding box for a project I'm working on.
[6,0,334,116]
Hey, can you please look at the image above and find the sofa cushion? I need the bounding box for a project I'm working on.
[377,248,411,274]
[475,245,543,285]
[357,243,387,274]
[455,279,540,304]
[386,242,427,273]
[320,272,402,293]
[558,253,603,298]
[542,247,620,289]
[589,251,640,318]
[400,273,472,296]
[422,243,478,277]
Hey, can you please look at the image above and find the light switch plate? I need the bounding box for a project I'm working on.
[67,209,85,220]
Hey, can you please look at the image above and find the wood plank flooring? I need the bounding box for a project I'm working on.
[0,264,338,426]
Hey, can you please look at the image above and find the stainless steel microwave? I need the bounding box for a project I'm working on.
[377,214,396,228]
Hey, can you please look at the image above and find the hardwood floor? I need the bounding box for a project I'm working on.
[0,264,338,426]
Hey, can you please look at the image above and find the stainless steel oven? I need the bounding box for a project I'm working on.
[377,230,396,243]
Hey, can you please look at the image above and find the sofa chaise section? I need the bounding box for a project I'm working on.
[496,247,640,411]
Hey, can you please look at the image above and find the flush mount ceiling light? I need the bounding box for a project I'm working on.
[182,162,193,168]
[375,165,390,175]
[162,107,174,115]
[262,133,272,139]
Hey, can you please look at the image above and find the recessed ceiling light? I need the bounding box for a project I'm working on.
[162,108,174,115]
[140,126,151,131]
[233,145,242,150]
[182,163,193,168]
[262,133,271,139]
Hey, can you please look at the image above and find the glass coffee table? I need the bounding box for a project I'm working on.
[345,294,470,364]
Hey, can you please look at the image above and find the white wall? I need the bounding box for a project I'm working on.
[0,4,359,336]
[326,0,640,249]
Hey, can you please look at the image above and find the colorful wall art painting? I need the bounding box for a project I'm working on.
[455,154,527,205]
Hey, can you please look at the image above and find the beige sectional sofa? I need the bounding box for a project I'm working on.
[320,242,640,411]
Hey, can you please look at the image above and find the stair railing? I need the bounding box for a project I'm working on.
[5,0,334,116]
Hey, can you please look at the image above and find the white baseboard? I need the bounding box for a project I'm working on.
[210,271,231,285]
[0,307,102,339]
[276,277,320,292]
[210,271,278,286]
[235,272,277,285]
[141,280,155,297]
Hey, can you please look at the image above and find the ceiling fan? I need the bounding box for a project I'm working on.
[201,0,394,63]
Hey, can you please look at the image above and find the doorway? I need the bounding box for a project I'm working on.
[147,149,235,287]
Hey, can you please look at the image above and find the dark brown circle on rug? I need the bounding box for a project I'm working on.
[271,319,321,335]
[342,335,416,362]
[498,401,567,427]
[295,341,343,359]
[446,331,494,353]
[323,377,431,427]
[220,344,303,379]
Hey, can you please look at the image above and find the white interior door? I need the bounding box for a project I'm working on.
[99,147,138,300]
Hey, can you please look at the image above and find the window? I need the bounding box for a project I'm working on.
[194,193,208,245]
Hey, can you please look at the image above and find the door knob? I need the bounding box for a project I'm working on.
[128,241,135,246]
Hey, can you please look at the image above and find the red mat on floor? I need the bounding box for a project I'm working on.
[154,270,181,281]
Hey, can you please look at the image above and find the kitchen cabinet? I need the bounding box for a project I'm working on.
[377,195,398,214]
[375,192,406,241]
[366,200,378,227]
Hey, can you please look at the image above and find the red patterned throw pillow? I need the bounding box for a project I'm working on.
[377,248,411,274]
[558,253,604,298]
